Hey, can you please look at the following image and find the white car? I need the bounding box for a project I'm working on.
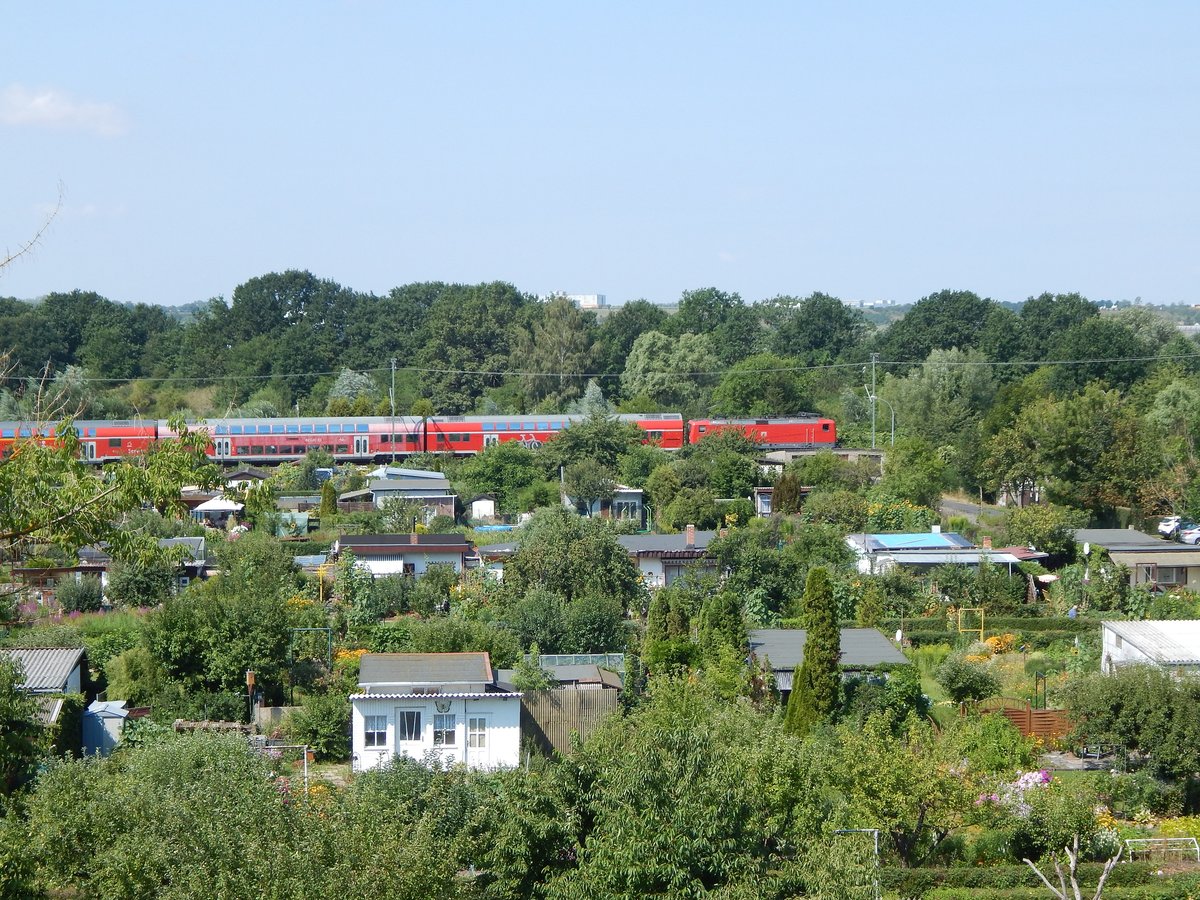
[1159,516,1184,537]
[1179,524,1200,545]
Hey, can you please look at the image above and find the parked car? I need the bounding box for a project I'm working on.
[1178,524,1200,544]
[1159,516,1184,537]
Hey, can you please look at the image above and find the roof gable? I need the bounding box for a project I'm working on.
[1103,620,1200,665]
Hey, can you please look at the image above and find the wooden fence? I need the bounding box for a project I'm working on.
[961,698,1073,744]
[520,689,622,755]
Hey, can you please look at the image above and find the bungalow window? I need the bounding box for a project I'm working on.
[1157,566,1184,586]
[433,714,456,746]
[396,710,421,742]
[364,715,387,748]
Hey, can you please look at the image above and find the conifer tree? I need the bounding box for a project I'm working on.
[784,566,841,734]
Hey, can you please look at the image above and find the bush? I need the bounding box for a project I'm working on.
[56,576,104,613]
[285,691,350,761]
[935,654,1000,702]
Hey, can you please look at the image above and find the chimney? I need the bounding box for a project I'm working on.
[409,532,418,545]
[982,536,992,550]
[685,524,696,548]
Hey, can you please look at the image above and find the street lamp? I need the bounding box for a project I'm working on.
[876,396,896,447]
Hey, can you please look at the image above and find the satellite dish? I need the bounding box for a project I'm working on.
[1082,542,1091,557]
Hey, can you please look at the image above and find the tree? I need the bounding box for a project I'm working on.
[875,290,996,364]
[562,459,617,515]
[458,441,544,513]
[1047,317,1151,393]
[1018,291,1098,361]
[0,655,45,794]
[672,287,758,365]
[0,415,219,584]
[512,295,596,406]
[784,567,841,735]
[503,506,644,613]
[1004,504,1089,557]
[935,654,999,703]
[768,291,867,361]
[592,299,669,375]
[711,353,811,417]
[105,558,175,608]
[325,368,379,412]
[622,330,718,411]
[56,575,104,613]
[539,411,643,472]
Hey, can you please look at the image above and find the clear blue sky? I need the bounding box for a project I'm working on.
[3,2,1198,308]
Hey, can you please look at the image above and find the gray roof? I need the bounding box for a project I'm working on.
[358,652,495,687]
[618,531,717,554]
[1,647,86,692]
[159,537,206,561]
[1103,620,1200,665]
[369,478,452,492]
[338,533,470,550]
[496,663,622,690]
[1074,528,1185,552]
[878,550,1023,566]
[749,628,908,674]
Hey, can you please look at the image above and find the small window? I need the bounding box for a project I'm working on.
[286,424,299,434]
[272,424,284,434]
[336,444,348,453]
[822,423,831,431]
[231,426,243,435]
[215,425,228,435]
[1115,634,1123,649]
[356,424,369,433]
[468,717,487,749]
[315,424,327,434]
[364,715,387,748]
[329,424,341,433]
[405,434,419,444]
[300,424,312,433]
[266,445,277,455]
[396,710,421,742]
[433,714,456,746]
[108,438,122,448]
[236,446,250,455]
[537,422,548,431]
[482,423,493,431]
[258,425,271,434]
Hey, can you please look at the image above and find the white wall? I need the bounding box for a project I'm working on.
[356,551,465,577]
[351,695,521,772]
[1102,626,1156,671]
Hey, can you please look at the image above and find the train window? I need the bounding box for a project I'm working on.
[537,423,548,431]
[300,424,312,433]
[237,446,250,455]
[272,425,284,434]
[380,434,391,443]
[215,425,228,435]
[356,424,369,433]
[482,423,493,431]
[231,426,242,435]
[649,431,663,440]
[822,423,830,431]
[336,444,348,453]
[266,445,277,454]
[328,424,340,433]
[0,429,11,438]
[258,425,271,434]
[108,438,122,448]
[698,426,707,434]
[286,425,299,434]
[406,434,418,443]
[19,427,31,437]
[315,424,327,433]
[496,423,507,431]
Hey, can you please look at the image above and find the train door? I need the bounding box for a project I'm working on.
[353,435,370,456]
[83,442,97,461]
[483,434,499,448]
[215,438,232,458]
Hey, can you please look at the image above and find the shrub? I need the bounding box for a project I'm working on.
[935,654,1000,703]
[56,576,104,613]
[285,691,350,761]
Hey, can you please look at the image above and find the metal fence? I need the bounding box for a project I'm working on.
[1123,838,1200,864]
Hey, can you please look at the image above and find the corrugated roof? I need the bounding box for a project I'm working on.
[359,652,494,687]
[1103,620,1200,665]
[1,647,85,692]
[340,534,470,548]
[350,691,519,700]
[749,628,908,671]
[877,550,1023,566]
[850,532,974,552]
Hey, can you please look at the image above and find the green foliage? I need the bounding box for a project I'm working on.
[935,654,1000,703]
[105,557,175,608]
[285,690,350,761]
[1004,503,1089,557]
[1059,665,1200,781]
[866,493,940,531]
[55,575,103,613]
[0,655,46,794]
[103,646,167,706]
[784,567,841,735]
[711,352,811,417]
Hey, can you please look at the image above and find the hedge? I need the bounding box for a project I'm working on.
[921,881,1200,900]
[880,862,1193,894]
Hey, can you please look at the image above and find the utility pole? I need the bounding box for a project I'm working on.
[390,358,397,463]
[869,353,878,450]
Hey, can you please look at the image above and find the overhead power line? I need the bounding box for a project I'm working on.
[5,348,1200,389]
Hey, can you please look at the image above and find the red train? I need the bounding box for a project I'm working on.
[0,413,836,464]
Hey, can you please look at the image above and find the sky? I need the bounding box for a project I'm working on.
[2,2,1198,309]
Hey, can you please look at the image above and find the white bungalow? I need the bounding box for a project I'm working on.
[350,652,521,772]
[1101,620,1200,676]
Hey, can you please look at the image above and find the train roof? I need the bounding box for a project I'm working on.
[694,416,832,425]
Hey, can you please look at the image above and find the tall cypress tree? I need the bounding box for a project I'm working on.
[783,566,842,734]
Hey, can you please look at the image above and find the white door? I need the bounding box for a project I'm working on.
[467,715,488,768]
[394,707,423,760]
